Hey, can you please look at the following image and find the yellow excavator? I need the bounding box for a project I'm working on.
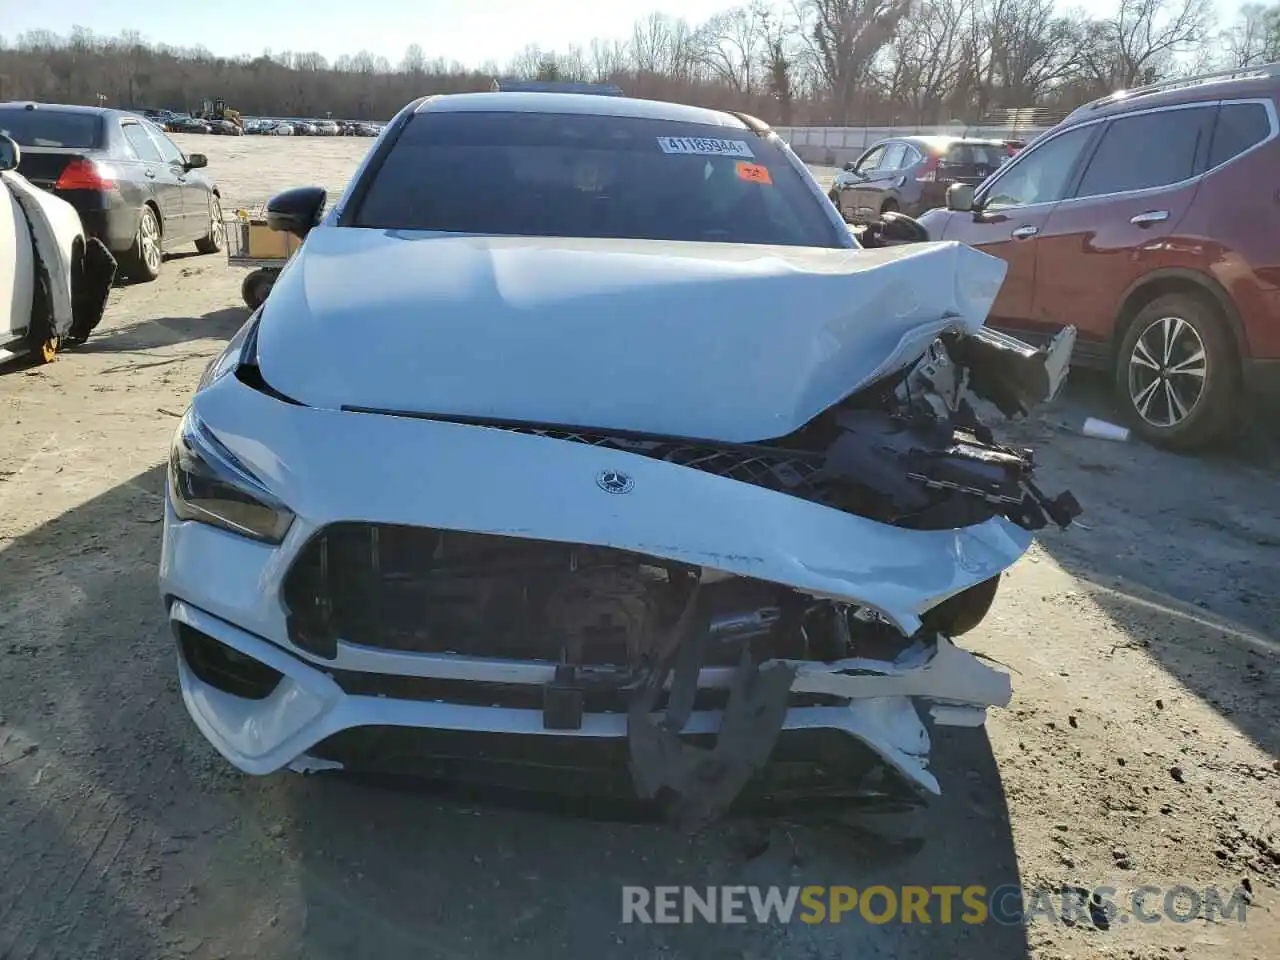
[197,98,243,130]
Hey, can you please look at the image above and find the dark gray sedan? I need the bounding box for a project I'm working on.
[0,101,224,281]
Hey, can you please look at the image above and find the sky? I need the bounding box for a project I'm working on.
[0,0,1251,68]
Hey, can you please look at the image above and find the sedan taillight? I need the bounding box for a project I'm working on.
[915,156,939,182]
[55,159,115,191]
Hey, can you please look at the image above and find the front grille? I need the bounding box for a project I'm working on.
[505,426,833,504]
[281,524,693,661]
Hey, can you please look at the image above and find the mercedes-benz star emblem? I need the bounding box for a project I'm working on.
[596,470,635,495]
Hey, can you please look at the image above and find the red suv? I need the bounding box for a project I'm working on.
[918,66,1280,449]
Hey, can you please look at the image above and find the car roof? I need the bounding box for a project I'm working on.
[0,101,145,122]
[1063,63,1280,125]
[414,92,751,130]
[878,135,1005,152]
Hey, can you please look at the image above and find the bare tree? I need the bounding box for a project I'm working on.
[888,0,972,123]
[1082,0,1215,90]
[631,12,696,78]
[0,9,1228,126]
[507,44,547,78]
[760,6,800,123]
[985,0,1089,105]
[401,44,426,75]
[799,0,913,121]
[588,37,631,81]
[694,4,768,93]
[1221,3,1280,67]
[560,43,590,80]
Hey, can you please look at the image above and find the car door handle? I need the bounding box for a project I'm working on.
[144,168,156,179]
[1130,209,1169,226]
[1011,225,1038,239]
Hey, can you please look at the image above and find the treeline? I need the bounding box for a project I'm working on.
[1,0,1278,125]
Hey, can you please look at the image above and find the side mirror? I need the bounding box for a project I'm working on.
[946,182,975,212]
[184,153,208,170]
[0,134,20,172]
[843,161,856,172]
[877,210,930,244]
[267,185,327,239]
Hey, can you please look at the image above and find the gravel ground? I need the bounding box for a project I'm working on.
[0,136,1276,960]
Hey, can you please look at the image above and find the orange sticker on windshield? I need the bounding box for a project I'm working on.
[735,162,773,185]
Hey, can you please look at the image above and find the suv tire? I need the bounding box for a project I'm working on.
[1114,291,1241,450]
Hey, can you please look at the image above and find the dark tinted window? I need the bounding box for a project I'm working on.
[122,123,163,162]
[0,108,101,148]
[1208,102,1271,168]
[982,126,1094,209]
[353,112,845,248]
[1075,107,1214,197]
[944,142,1003,166]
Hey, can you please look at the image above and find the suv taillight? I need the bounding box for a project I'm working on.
[55,159,114,191]
[915,156,939,182]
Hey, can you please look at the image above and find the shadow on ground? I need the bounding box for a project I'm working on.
[74,307,249,354]
[0,462,1031,960]
[112,251,208,288]
[1012,372,1280,760]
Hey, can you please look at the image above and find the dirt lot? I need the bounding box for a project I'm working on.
[1,135,1277,960]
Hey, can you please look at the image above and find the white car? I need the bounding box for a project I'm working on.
[161,93,1076,823]
[1,134,115,364]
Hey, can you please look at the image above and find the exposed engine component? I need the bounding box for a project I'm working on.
[285,525,841,666]
[487,328,1081,535]
[543,563,665,664]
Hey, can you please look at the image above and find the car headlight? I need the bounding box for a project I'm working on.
[168,410,294,543]
[197,311,259,391]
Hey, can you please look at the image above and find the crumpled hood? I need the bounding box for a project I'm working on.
[256,229,1006,442]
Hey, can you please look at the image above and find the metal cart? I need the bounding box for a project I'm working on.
[225,207,301,309]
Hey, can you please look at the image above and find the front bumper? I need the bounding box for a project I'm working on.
[160,376,1027,798]
[168,582,1007,798]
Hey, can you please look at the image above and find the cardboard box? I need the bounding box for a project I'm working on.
[245,222,302,259]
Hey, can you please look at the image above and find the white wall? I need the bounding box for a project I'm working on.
[774,124,1051,165]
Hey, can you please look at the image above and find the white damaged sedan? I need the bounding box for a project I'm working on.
[1,134,115,364]
[161,92,1079,826]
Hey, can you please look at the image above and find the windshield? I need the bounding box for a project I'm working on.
[0,109,101,148]
[350,111,846,248]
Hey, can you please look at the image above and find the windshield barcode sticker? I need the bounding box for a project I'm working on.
[657,137,754,158]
